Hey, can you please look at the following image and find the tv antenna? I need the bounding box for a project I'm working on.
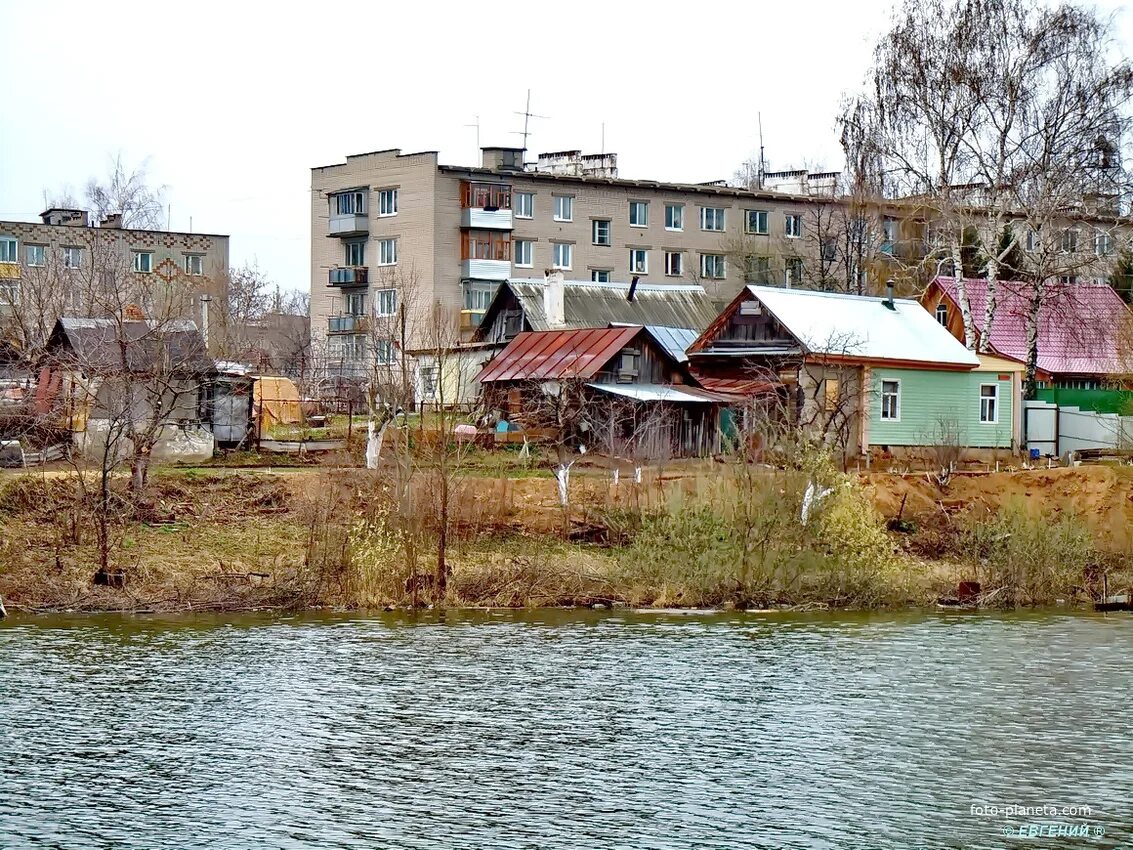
[464,114,480,159]
[758,112,766,189]
[512,89,547,151]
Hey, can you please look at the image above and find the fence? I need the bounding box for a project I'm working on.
[1024,400,1133,458]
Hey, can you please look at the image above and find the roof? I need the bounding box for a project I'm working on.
[586,383,730,404]
[933,278,1132,377]
[47,317,214,375]
[696,286,979,368]
[476,326,644,383]
[693,374,780,397]
[609,324,698,362]
[476,278,720,339]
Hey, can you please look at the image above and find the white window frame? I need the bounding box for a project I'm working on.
[592,219,611,246]
[629,249,648,274]
[25,244,46,267]
[784,257,803,287]
[1096,230,1113,257]
[665,251,682,277]
[880,379,901,421]
[0,237,17,264]
[665,204,684,231]
[553,195,573,222]
[514,239,533,268]
[1062,228,1079,253]
[700,253,726,279]
[375,288,397,317]
[379,238,398,266]
[378,188,398,217]
[514,192,534,219]
[591,269,612,283]
[979,383,999,424]
[745,210,768,235]
[184,253,203,276]
[935,303,948,326]
[551,242,572,270]
[345,240,365,266]
[335,191,365,216]
[63,247,82,269]
[132,251,153,273]
[1025,229,1039,252]
[374,338,394,364]
[629,201,648,228]
[785,214,803,239]
[700,207,726,232]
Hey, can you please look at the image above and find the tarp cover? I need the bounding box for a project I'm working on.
[254,376,303,428]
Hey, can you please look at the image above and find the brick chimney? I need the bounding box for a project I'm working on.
[100,213,124,229]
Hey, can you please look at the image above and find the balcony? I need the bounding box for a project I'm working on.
[461,232,511,281]
[328,314,368,334]
[328,214,369,238]
[461,181,513,230]
[459,309,484,331]
[328,266,368,286]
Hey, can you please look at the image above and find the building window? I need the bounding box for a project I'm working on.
[25,244,46,267]
[334,191,365,216]
[700,207,726,232]
[1062,228,1079,253]
[980,384,999,423]
[616,348,640,381]
[515,192,533,219]
[785,214,803,238]
[745,210,768,235]
[1025,229,1039,252]
[880,379,901,421]
[820,240,836,262]
[345,291,366,316]
[346,241,365,266]
[63,247,82,269]
[592,269,611,283]
[881,217,897,254]
[553,195,573,222]
[700,253,726,279]
[0,281,18,306]
[592,219,611,246]
[375,288,397,317]
[420,366,437,398]
[379,238,397,266]
[824,378,841,412]
[378,188,398,217]
[665,251,683,277]
[629,249,648,274]
[665,204,683,231]
[514,239,533,267]
[184,254,203,276]
[375,338,394,364]
[935,303,949,326]
[1059,274,1077,285]
[785,257,804,287]
[629,201,648,227]
[0,237,17,264]
[132,251,153,273]
[744,256,772,284]
[552,242,572,270]
[1096,231,1114,256]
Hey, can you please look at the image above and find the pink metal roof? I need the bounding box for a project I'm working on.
[476,326,644,383]
[934,277,1132,376]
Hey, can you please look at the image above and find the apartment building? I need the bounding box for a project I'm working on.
[0,208,229,350]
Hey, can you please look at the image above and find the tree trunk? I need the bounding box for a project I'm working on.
[1023,281,1043,400]
[980,253,999,354]
[952,240,976,350]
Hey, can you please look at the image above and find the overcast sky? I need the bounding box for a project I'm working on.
[1,0,1129,292]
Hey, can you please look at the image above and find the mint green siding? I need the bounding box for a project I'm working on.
[869,368,1014,448]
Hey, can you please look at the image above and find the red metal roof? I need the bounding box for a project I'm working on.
[934,277,1132,376]
[476,326,644,383]
[693,374,780,398]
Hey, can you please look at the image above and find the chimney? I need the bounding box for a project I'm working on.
[884,280,896,311]
[100,213,123,229]
[480,147,525,172]
[627,276,639,303]
[544,270,565,328]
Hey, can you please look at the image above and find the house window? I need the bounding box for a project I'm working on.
[0,237,17,264]
[1025,229,1039,251]
[880,380,901,421]
[184,253,203,275]
[132,251,153,273]
[375,338,394,364]
[591,269,612,283]
[1096,231,1114,256]
[881,217,897,254]
[463,280,496,312]
[377,188,398,217]
[345,241,365,266]
[420,366,437,398]
[0,281,18,306]
[629,249,648,274]
[379,238,397,266]
[819,240,836,262]
[935,303,949,326]
[1059,274,1077,285]
[700,253,726,279]
[1062,228,1079,253]
[980,384,999,423]
[785,214,803,238]
[824,378,840,412]
[63,247,82,269]
[334,191,365,216]
[514,239,533,267]
[629,201,648,227]
[345,292,365,316]
[745,210,768,235]
[665,251,683,277]
[515,192,533,219]
[25,244,45,267]
[375,288,397,317]
[592,219,611,246]
[616,348,640,381]
[785,257,804,287]
[552,242,572,270]
[665,204,683,231]
[700,207,726,232]
[744,256,772,284]
[553,195,573,222]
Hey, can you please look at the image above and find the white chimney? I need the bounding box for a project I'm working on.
[544,270,565,328]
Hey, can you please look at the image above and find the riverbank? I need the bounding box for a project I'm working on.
[1,462,1131,613]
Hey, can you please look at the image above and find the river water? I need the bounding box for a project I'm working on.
[1,609,1130,849]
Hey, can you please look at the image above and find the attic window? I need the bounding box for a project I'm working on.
[739,300,762,316]
[935,303,948,326]
[616,348,640,382]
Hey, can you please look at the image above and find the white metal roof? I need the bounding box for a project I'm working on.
[747,286,980,367]
[587,383,721,403]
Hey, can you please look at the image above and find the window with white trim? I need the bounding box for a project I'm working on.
[592,219,611,246]
[935,303,948,326]
[665,204,683,231]
[345,240,365,266]
[514,192,533,219]
[1096,230,1114,256]
[745,210,768,235]
[629,201,648,227]
[0,237,16,264]
[700,207,725,232]
[1025,229,1039,251]
[379,238,397,266]
[665,251,682,277]
[553,195,573,222]
[591,269,611,283]
[1062,228,1079,253]
[25,244,46,267]
[514,239,533,267]
[700,253,726,279]
[551,242,572,270]
[63,247,82,269]
[880,380,900,421]
[0,281,18,306]
[375,288,397,317]
[378,188,398,216]
[629,249,648,274]
[980,384,999,423]
[785,257,803,287]
[184,254,203,275]
[785,214,803,238]
[375,338,394,364]
[334,191,365,216]
[133,251,153,273]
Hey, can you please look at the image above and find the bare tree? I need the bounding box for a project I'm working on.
[83,154,166,230]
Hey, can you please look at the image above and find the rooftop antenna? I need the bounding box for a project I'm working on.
[758,112,766,189]
[512,89,548,153]
[464,115,480,161]
[601,122,605,155]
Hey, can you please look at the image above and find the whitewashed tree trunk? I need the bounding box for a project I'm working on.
[365,419,386,470]
[1023,281,1044,399]
[556,463,572,507]
[952,239,976,350]
[981,253,998,355]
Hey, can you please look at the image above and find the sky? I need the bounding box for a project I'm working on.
[1,0,1129,293]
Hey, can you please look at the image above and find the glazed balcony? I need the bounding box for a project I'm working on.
[461,181,513,230]
[328,266,368,286]
[460,231,511,281]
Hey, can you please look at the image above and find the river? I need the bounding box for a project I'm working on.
[1,609,1130,849]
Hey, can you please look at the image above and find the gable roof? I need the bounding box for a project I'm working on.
[47,317,214,375]
[692,286,980,368]
[476,326,648,383]
[475,278,720,340]
[609,324,698,363]
[932,277,1132,376]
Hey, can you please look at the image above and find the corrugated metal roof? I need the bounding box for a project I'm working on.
[504,278,720,332]
[609,324,699,362]
[693,375,779,397]
[934,277,1131,376]
[745,286,980,367]
[476,326,642,383]
[49,317,214,375]
[587,383,730,403]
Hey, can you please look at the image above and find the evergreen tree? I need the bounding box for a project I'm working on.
[1108,245,1133,303]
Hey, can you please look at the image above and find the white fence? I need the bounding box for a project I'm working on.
[1024,400,1133,458]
